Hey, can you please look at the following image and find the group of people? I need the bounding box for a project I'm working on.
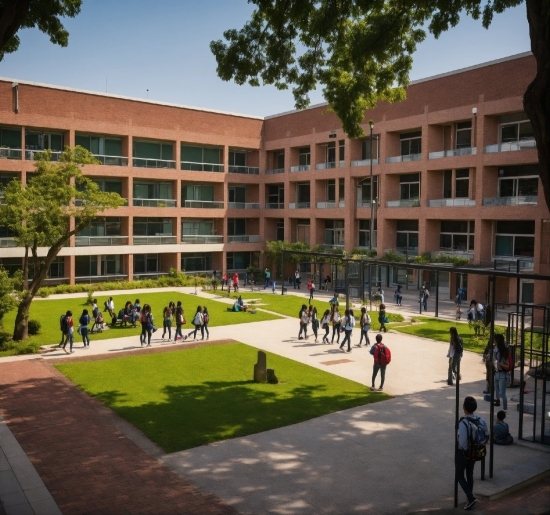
[211,271,240,293]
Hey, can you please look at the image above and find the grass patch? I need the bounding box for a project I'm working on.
[56,343,387,452]
[0,292,280,357]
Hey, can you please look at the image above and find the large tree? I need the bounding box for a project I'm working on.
[0,147,125,341]
[0,0,81,61]
[211,0,550,211]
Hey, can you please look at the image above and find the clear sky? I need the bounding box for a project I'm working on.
[0,0,531,117]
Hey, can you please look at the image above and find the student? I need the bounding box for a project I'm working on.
[307,279,315,301]
[329,293,339,309]
[264,268,271,289]
[61,310,75,354]
[162,305,172,340]
[375,286,385,304]
[447,327,463,386]
[310,306,318,342]
[394,285,402,306]
[232,272,239,292]
[174,301,186,343]
[221,272,228,291]
[420,286,429,311]
[370,334,391,390]
[324,274,332,291]
[188,306,204,341]
[378,303,388,332]
[79,309,91,348]
[493,334,511,410]
[298,304,308,339]
[106,297,115,318]
[294,270,301,289]
[357,306,371,347]
[202,306,210,340]
[331,305,341,344]
[140,304,154,347]
[493,411,513,445]
[340,309,355,353]
[320,309,331,344]
[456,396,489,510]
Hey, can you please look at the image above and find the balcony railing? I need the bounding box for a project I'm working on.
[228,165,259,175]
[227,202,260,209]
[133,235,177,245]
[493,258,534,271]
[75,236,129,246]
[427,198,476,207]
[484,139,536,153]
[93,155,128,166]
[181,162,224,172]
[351,158,379,167]
[433,250,473,260]
[76,274,128,283]
[183,200,224,209]
[428,147,477,159]
[181,235,224,244]
[386,154,421,163]
[227,235,261,243]
[290,165,310,172]
[322,243,345,250]
[133,198,177,208]
[0,237,16,247]
[0,148,22,160]
[315,162,337,170]
[265,168,285,175]
[25,149,62,161]
[356,200,373,208]
[339,200,345,208]
[265,202,284,209]
[75,198,128,207]
[132,158,176,169]
[482,196,538,207]
[393,247,419,257]
[289,202,310,209]
[386,199,420,208]
[339,160,346,168]
[316,201,336,208]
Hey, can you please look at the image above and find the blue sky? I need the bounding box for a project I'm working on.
[0,0,530,117]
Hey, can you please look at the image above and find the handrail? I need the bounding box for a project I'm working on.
[351,158,379,167]
[386,153,421,163]
[227,235,261,243]
[25,149,62,161]
[482,196,538,207]
[290,165,310,172]
[315,162,337,170]
[265,168,285,174]
[265,202,284,209]
[428,147,476,159]
[228,165,259,175]
[316,201,336,208]
[181,161,224,172]
[133,198,177,208]
[133,235,177,245]
[92,154,128,166]
[181,235,224,244]
[75,236,129,246]
[227,202,260,209]
[484,140,536,153]
[386,199,420,207]
[0,237,16,247]
[289,202,310,209]
[427,198,476,207]
[0,148,22,159]
[183,200,224,209]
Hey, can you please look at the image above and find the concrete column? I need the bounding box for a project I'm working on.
[68,255,75,285]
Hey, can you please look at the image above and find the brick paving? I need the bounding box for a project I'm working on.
[0,357,239,515]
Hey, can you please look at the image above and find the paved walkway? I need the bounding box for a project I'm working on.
[0,286,548,514]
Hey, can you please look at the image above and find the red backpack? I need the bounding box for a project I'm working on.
[378,344,392,366]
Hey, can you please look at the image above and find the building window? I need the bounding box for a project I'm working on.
[325,220,344,246]
[93,179,123,196]
[79,217,121,237]
[0,127,21,149]
[360,177,378,202]
[495,220,535,257]
[396,220,419,250]
[339,178,345,200]
[48,257,65,279]
[400,173,420,200]
[227,252,259,270]
[443,170,452,199]
[296,219,310,244]
[133,218,173,236]
[400,131,421,156]
[361,138,379,160]
[276,220,284,241]
[229,150,246,167]
[268,185,284,204]
[296,183,310,203]
[299,147,310,166]
[326,180,335,201]
[325,142,336,163]
[339,140,345,161]
[183,184,214,201]
[76,135,122,156]
[75,256,98,277]
[228,218,246,236]
[229,186,246,203]
[276,151,285,169]
[358,219,377,247]
[133,141,173,160]
[181,253,212,272]
[182,220,214,235]
[455,169,470,198]
[499,112,534,143]
[25,130,63,151]
[0,258,22,276]
[0,173,18,188]
[498,165,538,197]
[456,122,472,149]
[134,182,172,200]
[134,254,161,274]
[440,221,474,251]
[181,145,222,170]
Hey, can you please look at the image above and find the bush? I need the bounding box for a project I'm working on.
[28,319,41,335]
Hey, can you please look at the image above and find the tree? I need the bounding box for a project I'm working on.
[0,147,125,341]
[264,241,311,278]
[0,0,81,61]
[211,0,550,211]
[0,267,17,327]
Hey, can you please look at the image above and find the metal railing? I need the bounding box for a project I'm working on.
[290,165,310,172]
[0,148,22,159]
[483,196,538,207]
[322,243,345,250]
[265,168,285,175]
[181,162,224,172]
[339,200,345,208]
[433,250,473,260]
[228,165,259,175]
[316,201,336,208]
[227,235,261,243]
[75,274,128,283]
[265,202,284,209]
[75,236,129,246]
[288,202,310,209]
[428,147,477,159]
[493,258,534,271]
[227,202,260,209]
[484,139,536,153]
[93,155,128,166]
[133,235,177,245]
[0,237,16,247]
[386,199,421,208]
[183,200,224,209]
[132,198,177,208]
[132,158,176,169]
[427,198,476,207]
[181,235,224,244]
[351,158,379,167]
[25,150,62,161]
[393,247,419,257]
[356,200,373,208]
[386,153,422,163]
[315,162,336,170]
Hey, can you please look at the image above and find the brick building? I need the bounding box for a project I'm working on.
[0,51,548,305]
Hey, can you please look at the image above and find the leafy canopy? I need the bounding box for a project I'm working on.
[211,0,522,137]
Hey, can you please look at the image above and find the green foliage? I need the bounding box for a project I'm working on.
[27,319,41,335]
[86,287,94,305]
[0,0,82,61]
[351,248,377,258]
[380,250,406,262]
[413,252,471,266]
[264,241,312,277]
[0,267,17,324]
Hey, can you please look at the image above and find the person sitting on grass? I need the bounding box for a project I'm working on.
[237,295,248,311]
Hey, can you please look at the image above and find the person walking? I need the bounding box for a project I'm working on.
[264,268,271,289]
[61,310,75,354]
[320,309,331,344]
[378,303,388,332]
[447,327,463,385]
[331,305,341,344]
[188,306,204,341]
[221,272,227,291]
[493,334,511,410]
[357,306,371,347]
[79,309,91,348]
[375,286,385,304]
[456,396,489,510]
[340,309,355,353]
[370,333,391,390]
[202,306,210,340]
[140,304,154,347]
[162,305,172,340]
[420,286,429,311]
[309,280,315,301]
[211,270,218,291]
[294,270,301,289]
[394,285,403,306]
[232,272,239,293]
[310,306,319,342]
[298,304,308,339]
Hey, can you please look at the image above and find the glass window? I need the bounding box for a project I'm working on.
[133,218,173,236]
[296,183,310,203]
[326,180,335,201]
[339,140,345,161]
[75,256,98,277]
[325,220,344,246]
[181,253,212,272]
[440,221,474,251]
[360,177,378,202]
[499,112,534,143]
[226,252,259,270]
[229,186,246,203]
[296,220,310,244]
[396,220,418,250]
[184,184,214,201]
[326,142,336,163]
[228,218,246,236]
[76,135,122,156]
[443,170,452,199]
[299,147,310,166]
[182,220,214,235]
[0,128,22,148]
[400,131,422,156]
[268,185,284,204]
[229,150,246,167]
[134,254,160,274]
[339,178,345,200]
[498,167,538,198]
[495,220,535,257]
[276,220,284,241]
[276,151,285,169]
[400,174,420,200]
[133,141,172,160]
[456,121,472,149]
[133,182,172,199]
[455,169,469,198]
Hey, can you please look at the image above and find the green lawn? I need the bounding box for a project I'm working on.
[0,292,281,357]
[56,343,387,452]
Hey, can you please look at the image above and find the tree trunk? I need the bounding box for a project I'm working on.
[22,245,28,290]
[12,292,32,341]
[524,0,550,213]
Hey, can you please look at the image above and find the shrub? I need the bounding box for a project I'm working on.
[28,319,41,335]
[86,288,94,305]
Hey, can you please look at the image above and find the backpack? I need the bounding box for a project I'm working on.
[92,306,99,318]
[60,315,68,333]
[461,416,487,461]
[377,344,391,365]
[193,312,202,325]
[104,301,109,311]
[456,337,464,356]
[140,312,148,324]
[203,313,209,324]
[507,353,514,372]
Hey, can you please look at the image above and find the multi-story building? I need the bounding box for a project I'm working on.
[0,51,548,305]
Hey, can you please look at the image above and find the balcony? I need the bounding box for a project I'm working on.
[428,147,476,159]
[183,200,224,209]
[392,247,418,257]
[265,168,285,175]
[386,154,421,163]
[493,258,534,271]
[227,235,261,243]
[92,155,128,166]
[356,200,374,208]
[315,162,337,170]
[181,162,224,172]
[132,198,177,208]
[484,139,536,153]
[133,235,177,245]
[181,235,224,244]
[227,202,260,209]
[433,250,473,260]
[132,158,176,169]
[351,158,379,167]
[339,200,345,208]
[75,198,128,207]
[265,202,284,209]
[427,198,476,207]
[228,165,259,175]
[289,202,310,209]
[0,148,22,160]
[322,243,344,250]
[290,165,310,172]
[25,150,62,161]
[316,201,336,208]
[386,199,420,208]
[482,196,538,207]
[75,236,129,246]
[0,237,16,247]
